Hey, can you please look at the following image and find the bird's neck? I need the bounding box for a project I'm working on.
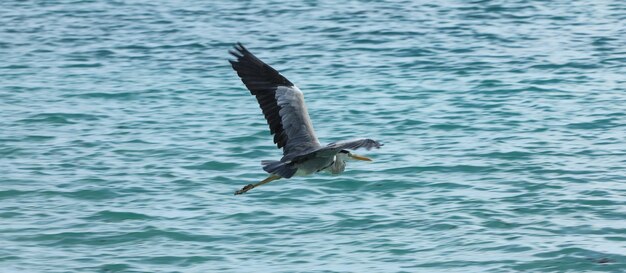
[328,156,346,175]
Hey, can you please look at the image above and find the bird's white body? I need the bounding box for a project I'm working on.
[292,153,350,177]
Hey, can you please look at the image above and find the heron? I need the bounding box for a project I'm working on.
[229,43,382,195]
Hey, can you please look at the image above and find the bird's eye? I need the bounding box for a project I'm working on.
[339,150,349,154]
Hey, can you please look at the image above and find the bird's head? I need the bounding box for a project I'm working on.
[338,149,372,162]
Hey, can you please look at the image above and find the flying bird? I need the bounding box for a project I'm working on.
[229,43,382,195]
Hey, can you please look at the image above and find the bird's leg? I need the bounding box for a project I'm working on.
[234,175,281,195]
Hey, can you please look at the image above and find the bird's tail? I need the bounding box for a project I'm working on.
[261,160,297,178]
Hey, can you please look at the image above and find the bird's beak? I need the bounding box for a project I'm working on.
[350,154,372,161]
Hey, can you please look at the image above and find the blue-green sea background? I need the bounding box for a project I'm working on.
[1,1,625,272]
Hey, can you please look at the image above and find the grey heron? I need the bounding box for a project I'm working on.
[229,43,382,195]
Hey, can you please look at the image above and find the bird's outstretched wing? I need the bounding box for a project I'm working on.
[325,138,383,151]
[229,43,321,160]
[290,138,382,165]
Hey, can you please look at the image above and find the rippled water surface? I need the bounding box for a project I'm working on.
[2,1,626,272]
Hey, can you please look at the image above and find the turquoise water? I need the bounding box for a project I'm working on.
[1,0,625,272]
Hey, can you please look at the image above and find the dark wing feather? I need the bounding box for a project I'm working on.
[326,138,383,151]
[229,43,321,159]
[290,138,383,165]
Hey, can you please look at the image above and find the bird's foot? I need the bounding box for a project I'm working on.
[234,184,255,195]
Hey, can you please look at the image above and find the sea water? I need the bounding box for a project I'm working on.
[1,1,625,272]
